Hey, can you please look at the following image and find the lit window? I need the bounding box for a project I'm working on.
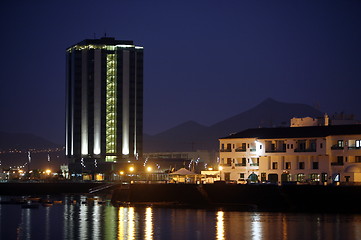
[261,173,266,182]
[321,173,328,182]
[297,173,305,182]
[310,173,320,182]
[285,162,291,170]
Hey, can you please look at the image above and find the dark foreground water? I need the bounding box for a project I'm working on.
[1,195,361,240]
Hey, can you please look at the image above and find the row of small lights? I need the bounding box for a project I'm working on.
[119,166,218,175]
[0,147,64,154]
[3,169,53,175]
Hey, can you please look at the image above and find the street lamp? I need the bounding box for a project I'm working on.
[146,166,152,182]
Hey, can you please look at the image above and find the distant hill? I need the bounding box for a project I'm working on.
[144,121,208,152]
[144,98,323,152]
[0,131,61,150]
[209,98,323,139]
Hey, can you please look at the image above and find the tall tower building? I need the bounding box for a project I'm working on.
[66,37,143,168]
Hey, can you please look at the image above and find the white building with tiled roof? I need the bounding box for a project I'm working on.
[219,124,361,184]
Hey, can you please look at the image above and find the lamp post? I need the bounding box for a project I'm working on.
[147,166,152,183]
[119,171,124,181]
[129,166,135,183]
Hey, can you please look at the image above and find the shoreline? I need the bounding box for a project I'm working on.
[111,183,361,213]
[0,182,106,195]
[2,182,361,213]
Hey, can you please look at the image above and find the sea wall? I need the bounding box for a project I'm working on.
[0,182,104,195]
[111,183,361,213]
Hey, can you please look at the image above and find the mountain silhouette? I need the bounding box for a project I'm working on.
[144,121,208,152]
[144,98,323,152]
[0,131,61,150]
[210,98,323,136]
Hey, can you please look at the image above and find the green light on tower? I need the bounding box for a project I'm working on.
[105,53,117,162]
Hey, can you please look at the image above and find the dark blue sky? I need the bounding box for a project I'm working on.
[0,0,360,144]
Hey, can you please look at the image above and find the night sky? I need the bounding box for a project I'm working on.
[0,0,360,145]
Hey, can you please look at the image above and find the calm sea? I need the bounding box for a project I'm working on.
[1,195,361,240]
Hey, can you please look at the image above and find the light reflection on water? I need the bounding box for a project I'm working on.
[216,211,224,240]
[93,201,100,239]
[118,206,125,239]
[117,206,137,240]
[1,195,361,240]
[79,197,88,239]
[251,213,261,240]
[145,207,153,240]
[44,205,50,240]
[128,207,135,240]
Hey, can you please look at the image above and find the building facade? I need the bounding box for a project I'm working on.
[219,125,361,184]
[66,37,143,171]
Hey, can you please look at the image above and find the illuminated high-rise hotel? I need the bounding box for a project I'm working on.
[66,37,143,167]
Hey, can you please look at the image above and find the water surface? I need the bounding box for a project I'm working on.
[1,195,361,240]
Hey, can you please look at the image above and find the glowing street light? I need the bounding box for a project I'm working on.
[219,166,223,171]
[147,166,152,172]
[45,169,51,175]
[129,166,134,172]
[119,171,124,175]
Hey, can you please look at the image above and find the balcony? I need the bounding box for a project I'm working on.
[235,163,246,167]
[220,149,232,152]
[294,148,316,152]
[265,149,286,153]
[250,163,259,167]
[331,162,344,166]
[220,163,232,166]
[331,145,344,150]
[235,148,246,152]
[348,146,361,150]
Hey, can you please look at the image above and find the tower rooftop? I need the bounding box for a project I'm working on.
[67,37,141,51]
